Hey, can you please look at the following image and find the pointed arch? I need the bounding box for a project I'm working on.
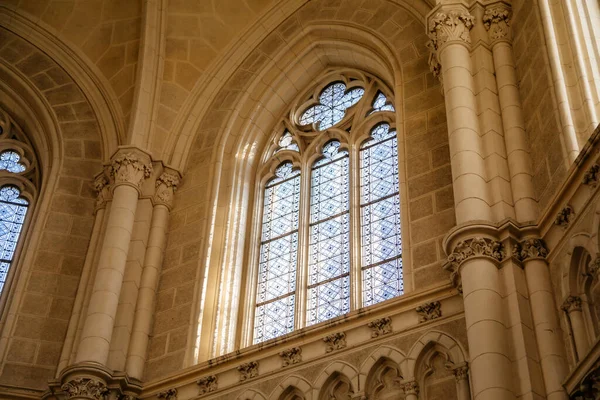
[313,361,359,398]
[405,331,468,380]
[358,345,407,389]
[269,375,313,400]
[237,388,268,400]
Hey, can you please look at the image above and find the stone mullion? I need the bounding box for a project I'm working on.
[562,295,591,360]
[75,149,152,366]
[349,141,362,311]
[295,160,312,330]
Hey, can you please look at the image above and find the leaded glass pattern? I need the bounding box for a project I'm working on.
[254,162,300,343]
[300,83,364,130]
[360,124,403,306]
[274,131,299,153]
[0,151,26,173]
[0,186,28,294]
[369,92,395,114]
[308,141,351,325]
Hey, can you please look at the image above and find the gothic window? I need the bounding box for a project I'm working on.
[0,186,28,293]
[251,71,402,344]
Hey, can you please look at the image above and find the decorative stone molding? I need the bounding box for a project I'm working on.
[562,296,583,313]
[416,301,442,322]
[426,43,444,91]
[452,364,469,382]
[577,366,600,398]
[157,389,177,400]
[427,9,475,51]
[197,375,217,395]
[154,171,180,207]
[483,5,511,41]
[110,152,152,188]
[93,173,110,209]
[237,361,259,381]
[367,317,392,338]
[554,205,574,228]
[583,164,600,187]
[61,378,108,399]
[279,347,302,367]
[401,380,419,395]
[513,238,549,262]
[589,256,600,278]
[323,332,347,353]
[447,237,505,267]
[119,395,137,400]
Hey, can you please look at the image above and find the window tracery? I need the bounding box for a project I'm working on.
[252,70,401,344]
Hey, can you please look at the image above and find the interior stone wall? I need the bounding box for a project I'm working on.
[0,28,105,390]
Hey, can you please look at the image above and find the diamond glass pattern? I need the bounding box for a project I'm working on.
[360,124,403,307]
[0,151,26,173]
[274,131,300,153]
[308,141,351,325]
[369,92,395,115]
[299,82,365,130]
[0,186,28,295]
[254,163,300,344]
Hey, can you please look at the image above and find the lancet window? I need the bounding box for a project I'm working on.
[251,71,402,344]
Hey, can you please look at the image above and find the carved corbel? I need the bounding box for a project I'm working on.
[93,172,110,210]
[323,332,346,352]
[61,378,109,400]
[583,164,600,187]
[279,347,302,367]
[483,4,511,42]
[416,301,442,322]
[157,388,177,400]
[197,375,217,395]
[368,317,392,338]
[555,205,574,228]
[588,256,600,279]
[237,361,259,381]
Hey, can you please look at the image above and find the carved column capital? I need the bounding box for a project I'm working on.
[110,150,152,191]
[448,237,506,267]
[483,4,512,43]
[401,380,419,395]
[154,170,181,208]
[61,378,108,400]
[561,296,583,313]
[427,8,475,52]
[452,364,469,382]
[513,238,549,262]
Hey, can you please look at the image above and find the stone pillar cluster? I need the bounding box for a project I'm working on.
[53,147,181,399]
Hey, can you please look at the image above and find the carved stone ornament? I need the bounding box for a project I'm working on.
[416,301,442,322]
[368,317,392,338]
[154,171,180,206]
[577,366,600,399]
[61,378,109,400]
[279,347,302,367]
[197,375,217,395]
[119,395,138,400]
[453,365,469,382]
[157,388,177,400]
[561,296,583,313]
[426,41,444,91]
[237,361,259,381]
[323,332,347,353]
[513,238,549,262]
[428,10,475,51]
[554,205,574,227]
[583,164,600,187]
[110,152,152,188]
[401,380,419,395]
[589,256,600,278]
[93,173,110,208]
[447,237,506,267]
[483,6,511,41]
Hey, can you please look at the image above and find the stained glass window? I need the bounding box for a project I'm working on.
[0,151,26,173]
[360,124,403,306]
[274,131,299,153]
[0,186,28,294]
[369,92,395,114]
[307,141,351,325]
[254,162,300,343]
[300,83,364,130]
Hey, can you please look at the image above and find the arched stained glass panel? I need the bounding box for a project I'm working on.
[308,141,351,325]
[254,162,300,343]
[360,124,403,306]
[275,131,299,153]
[369,92,395,114]
[0,151,26,173]
[300,83,364,130]
[0,186,28,294]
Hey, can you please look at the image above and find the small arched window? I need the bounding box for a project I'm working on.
[0,186,29,293]
[250,71,401,344]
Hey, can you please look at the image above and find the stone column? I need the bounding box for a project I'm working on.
[448,237,515,400]
[483,3,538,223]
[516,239,568,400]
[126,170,180,379]
[401,380,419,400]
[75,149,152,365]
[562,295,590,360]
[427,6,492,224]
[453,364,471,400]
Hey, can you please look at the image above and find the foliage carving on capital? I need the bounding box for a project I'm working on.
[416,301,442,322]
[110,152,152,188]
[279,347,302,367]
[197,375,217,395]
[561,296,583,313]
[513,238,549,261]
[448,237,505,267]
[401,380,419,395]
[555,205,574,228]
[368,317,392,338]
[323,332,346,352]
[452,364,469,382]
[237,361,259,381]
[61,378,108,400]
[588,256,600,279]
[583,164,600,187]
[428,10,475,51]
[483,6,511,41]
[155,171,180,206]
